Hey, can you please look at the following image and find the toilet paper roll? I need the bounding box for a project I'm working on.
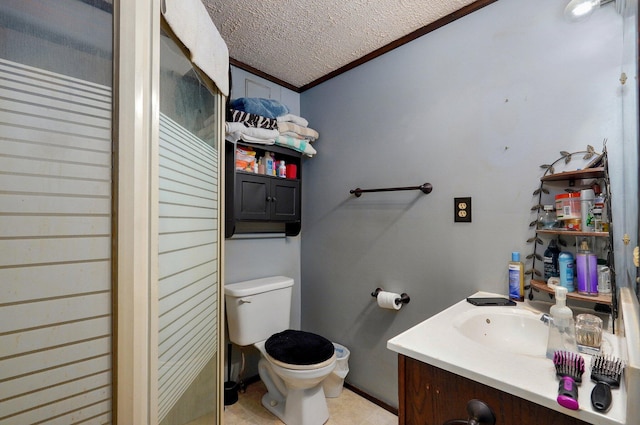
[377,291,402,310]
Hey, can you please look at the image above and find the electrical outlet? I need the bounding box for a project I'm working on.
[454,197,472,222]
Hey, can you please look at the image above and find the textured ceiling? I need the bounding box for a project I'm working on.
[202,0,481,91]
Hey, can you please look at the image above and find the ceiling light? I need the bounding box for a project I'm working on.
[564,0,615,22]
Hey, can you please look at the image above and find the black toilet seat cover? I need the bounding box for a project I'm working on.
[265,329,334,365]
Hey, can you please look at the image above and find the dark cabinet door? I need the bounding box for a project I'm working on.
[271,178,299,221]
[235,173,269,220]
[235,173,300,222]
[398,355,592,425]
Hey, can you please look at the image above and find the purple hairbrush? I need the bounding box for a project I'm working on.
[553,350,585,410]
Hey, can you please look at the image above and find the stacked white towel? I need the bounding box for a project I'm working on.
[224,99,319,157]
[275,113,319,157]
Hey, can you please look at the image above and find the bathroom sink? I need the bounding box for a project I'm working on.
[452,307,548,357]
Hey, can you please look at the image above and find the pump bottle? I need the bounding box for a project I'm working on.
[546,286,577,359]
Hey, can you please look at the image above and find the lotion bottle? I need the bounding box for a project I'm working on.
[546,286,577,359]
[264,152,274,176]
[508,251,524,302]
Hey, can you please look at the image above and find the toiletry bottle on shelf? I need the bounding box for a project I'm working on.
[264,152,274,176]
[581,189,595,232]
[538,205,558,229]
[559,252,575,292]
[508,251,524,302]
[593,188,605,232]
[543,239,561,281]
[576,238,598,295]
[278,160,286,178]
[257,158,265,175]
[546,286,577,359]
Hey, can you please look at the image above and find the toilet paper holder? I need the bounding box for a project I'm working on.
[371,288,411,306]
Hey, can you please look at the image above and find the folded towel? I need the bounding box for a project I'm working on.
[225,132,276,145]
[225,122,278,145]
[230,97,289,119]
[277,113,308,127]
[275,135,317,157]
[229,109,278,130]
[278,121,319,141]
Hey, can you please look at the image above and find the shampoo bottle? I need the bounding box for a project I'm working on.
[508,251,524,302]
[546,286,577,359]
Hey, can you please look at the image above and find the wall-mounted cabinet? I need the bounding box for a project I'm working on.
[225,140,302,237]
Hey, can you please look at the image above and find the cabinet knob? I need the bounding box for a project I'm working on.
[271,197,277,202]
[266,196,272,202]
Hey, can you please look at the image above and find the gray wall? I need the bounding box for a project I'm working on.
[300,0,625,406]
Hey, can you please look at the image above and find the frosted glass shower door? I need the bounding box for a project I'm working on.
[0,1,113,423]
[156,32,222,425]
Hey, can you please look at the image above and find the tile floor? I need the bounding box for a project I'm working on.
[222,380,398,425]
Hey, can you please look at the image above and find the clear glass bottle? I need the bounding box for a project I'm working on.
[538,205,558,229]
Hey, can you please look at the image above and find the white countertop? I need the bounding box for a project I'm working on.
[387,291,627,425]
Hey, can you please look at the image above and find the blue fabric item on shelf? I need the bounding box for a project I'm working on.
[229,97,289,119]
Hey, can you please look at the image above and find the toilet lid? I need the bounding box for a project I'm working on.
[265,329,334,366]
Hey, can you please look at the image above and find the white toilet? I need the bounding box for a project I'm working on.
[225,276,337,425]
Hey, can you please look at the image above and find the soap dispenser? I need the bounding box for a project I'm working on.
[546,286,578,359]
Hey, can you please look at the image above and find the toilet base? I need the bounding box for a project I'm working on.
[261,384,329,425]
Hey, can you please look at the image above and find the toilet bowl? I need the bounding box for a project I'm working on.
[256,338,336,424]
[225,276,337,425]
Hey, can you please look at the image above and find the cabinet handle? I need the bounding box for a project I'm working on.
[266,196,272,202]
[443,399,495,425]
[271,197,277,202]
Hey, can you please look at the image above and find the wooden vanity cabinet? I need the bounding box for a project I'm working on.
[398,355,590,425]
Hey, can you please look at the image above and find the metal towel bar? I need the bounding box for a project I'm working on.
[350,182,433,197]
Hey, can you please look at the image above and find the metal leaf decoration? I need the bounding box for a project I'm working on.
[542,187,549,194]
[526,253,535,259]
[560,151,570,157]
[533,269,542,277]
[525,269,533,276]
[533,188,541,196]
[531,204,543,211]
[564,153,572,164]
[527,236,537,243]
[529,220,538,227]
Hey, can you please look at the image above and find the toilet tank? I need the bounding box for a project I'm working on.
[224,276,293,346]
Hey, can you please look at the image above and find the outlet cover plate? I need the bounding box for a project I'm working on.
[455,197,472,222]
